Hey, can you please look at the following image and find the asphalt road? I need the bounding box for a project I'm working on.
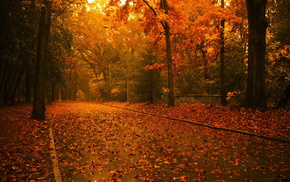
[46,102,290,182]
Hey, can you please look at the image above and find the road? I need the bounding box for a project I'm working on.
[46,102,290,182]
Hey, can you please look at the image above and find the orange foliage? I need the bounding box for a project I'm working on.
[106,0,242,73]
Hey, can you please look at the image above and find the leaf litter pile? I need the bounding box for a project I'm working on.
[1,101,290,181]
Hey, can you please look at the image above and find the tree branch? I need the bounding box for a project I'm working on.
[142,0,158,17]
[77,50,99,77]
[142,0,167,29]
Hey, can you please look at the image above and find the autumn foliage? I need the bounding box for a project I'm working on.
[1,0,290,180]
[1,0,290,108]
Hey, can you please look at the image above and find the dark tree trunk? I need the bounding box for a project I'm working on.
[31,0,52,120]
[10,69,25,106]
[25,70,31,102]
[164,22,175,107]
[58,85,62,101]
[245,0,268,109]
[220,0,227,106]
[51,84,55,102]
[161,0,174,107]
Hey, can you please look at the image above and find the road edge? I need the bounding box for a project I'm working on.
[49,126,62,182]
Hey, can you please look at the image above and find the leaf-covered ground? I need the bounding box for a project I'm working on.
[1,101,290,181]
[0,104,53,181]
[108,102,290,141]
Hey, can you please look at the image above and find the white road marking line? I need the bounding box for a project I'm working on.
[49,127,62,182]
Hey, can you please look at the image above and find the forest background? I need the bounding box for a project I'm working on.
[0,0,290,119]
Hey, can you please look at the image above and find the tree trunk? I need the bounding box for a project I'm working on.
[69,68,72,100]
[161,0,175,107]
[220,0,227,106]
[149,70,154,104]
[51,84,55,102]
[164,22,175,107]
[31,0,52,120]
[9,69,25,106]
[73,68,78,101]
[126,55,130,105]
[59,85,62,101]
[25,70,31,102]
[245,0,268,109]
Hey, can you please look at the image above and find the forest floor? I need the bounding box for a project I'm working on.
[0,101,290,181]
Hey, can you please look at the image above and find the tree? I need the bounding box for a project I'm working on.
[31,0,87,118]
[107,0,176,106]
[220,0,227,106]
[159,0,174,107]
[0,0,39,106]
[133,50,164,103]
[245,0,268,109]
[268,0,290,108]
[141,0,175,106]
[31,0,52,120]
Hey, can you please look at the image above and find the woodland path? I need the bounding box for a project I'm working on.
[0,101,290,181]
